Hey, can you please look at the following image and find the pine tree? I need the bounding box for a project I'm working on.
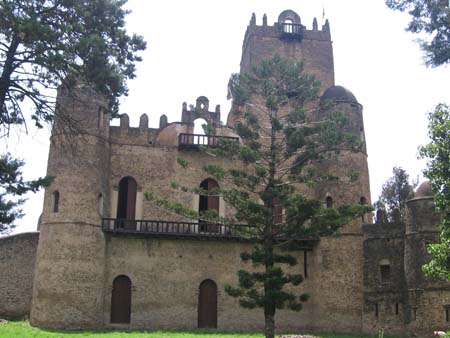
[147,55,369,338]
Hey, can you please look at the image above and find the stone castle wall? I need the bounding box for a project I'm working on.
[0,232,39,319]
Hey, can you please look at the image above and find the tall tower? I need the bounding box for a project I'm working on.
[228,10,372,332]
[30,80,110,328]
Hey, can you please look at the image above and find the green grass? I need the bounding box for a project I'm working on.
[0,321,389,338]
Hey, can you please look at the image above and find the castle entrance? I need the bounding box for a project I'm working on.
[110,275,132,324]
[198,279,218,328]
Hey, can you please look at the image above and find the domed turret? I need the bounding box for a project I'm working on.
[321,85,358,103]
[414,181,433,199]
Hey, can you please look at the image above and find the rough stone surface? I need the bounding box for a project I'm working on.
[0,232,39,319]
[0,9,447,338]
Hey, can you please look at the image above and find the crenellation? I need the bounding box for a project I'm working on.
[1,8,448,338]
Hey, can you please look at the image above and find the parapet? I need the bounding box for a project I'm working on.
[243,9,331,49]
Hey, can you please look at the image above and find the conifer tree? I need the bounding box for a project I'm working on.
[147,55,369,338]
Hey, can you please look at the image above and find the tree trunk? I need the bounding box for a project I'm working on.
[0,37,19,112]
[264,311,275,338]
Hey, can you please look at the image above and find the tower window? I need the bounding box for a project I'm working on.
[98,193,104,217]
[395,302,399,315]
[199,178,220,232]
[375,303,379,318]
[379,259,391,284]
[283,19,294,33]
[444,305,450,322]
[326,196,333,209]
[52,191,59,213]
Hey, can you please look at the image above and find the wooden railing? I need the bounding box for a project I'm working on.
[101,218,318,248]
[102,218,256,240]
[178,133,238,149]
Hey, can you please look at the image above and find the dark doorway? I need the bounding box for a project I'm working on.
[111,275,132,324]
[199,179,219,232]
[117,176,137,229]
[198,279,218,328]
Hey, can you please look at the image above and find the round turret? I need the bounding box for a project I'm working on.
[414,181,433,199]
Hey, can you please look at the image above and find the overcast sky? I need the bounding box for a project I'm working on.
[4,0,450,234]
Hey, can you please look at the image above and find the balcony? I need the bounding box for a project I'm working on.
[178,133,239,150]
[102,218,318,249]
[102,218,256,242]
[279,23,303,41]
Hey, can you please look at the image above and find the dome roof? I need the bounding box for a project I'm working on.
[415,181,433,198]
[321,85,358,103]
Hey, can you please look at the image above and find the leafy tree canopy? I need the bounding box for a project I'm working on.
[0,0,145,232]
[374,166,417,222]
[0,0,146,136]
[148,55,370,338]
[386,0,450,66]
[421,103,450,278]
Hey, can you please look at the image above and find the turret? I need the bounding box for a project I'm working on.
[404,182,441,289]
[31,79,110,328]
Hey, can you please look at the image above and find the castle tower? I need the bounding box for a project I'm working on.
[227,10,372,332]
[239,10,334,94]
[30,80,110,328]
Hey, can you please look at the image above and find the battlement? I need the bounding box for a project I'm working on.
[243,10,331,53]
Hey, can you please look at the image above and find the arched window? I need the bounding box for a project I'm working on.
[283,19,294,33]
[326,196,333,209]
[52,191,59,213]
[117,176,137,228]
[198,279,217,328]
[360,196,367,221]
[199,178,219,232]
[110,275,131,324]
[97,107,104,129]
[98,193,104,217]
[194,118,209,145]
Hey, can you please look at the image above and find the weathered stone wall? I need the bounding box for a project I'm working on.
[362,223,407,336]
[0,232,39,319]
[102,235,363,334]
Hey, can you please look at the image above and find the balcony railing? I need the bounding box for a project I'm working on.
[178,133,239,149]
[101,218,318,248]
[102,218,256,241]
[280,23,303,41]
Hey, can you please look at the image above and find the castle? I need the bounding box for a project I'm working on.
[0,9,448,337]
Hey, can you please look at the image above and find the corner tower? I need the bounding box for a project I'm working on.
[30,80,110,328]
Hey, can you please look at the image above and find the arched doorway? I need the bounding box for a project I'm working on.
[199,178,219,232]
[198,279,218,328]
[110,275,132,324]
[117,176,137,229]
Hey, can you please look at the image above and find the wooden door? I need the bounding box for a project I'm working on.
[198,279,217,328]
[111,275,131,324]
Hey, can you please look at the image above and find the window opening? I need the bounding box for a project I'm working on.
[52,191,59,213]
[395,302,399,315]
[380,260,391,284]
[98,193,104,217]
[117,176,137,229]
[283,19,294,33]
[199,179,219,233]
[326,196,333,209]
[304,250,308,278]
[193,118,209,145]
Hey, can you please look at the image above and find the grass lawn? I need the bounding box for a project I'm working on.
[0,321,394,338]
